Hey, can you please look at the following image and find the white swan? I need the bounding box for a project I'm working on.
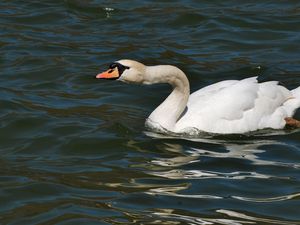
[96,59,300,134]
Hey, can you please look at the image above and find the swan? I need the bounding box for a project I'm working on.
[96,59,300,134]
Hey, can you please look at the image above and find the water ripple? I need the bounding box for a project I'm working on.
[232,192,300,203]
[1,0,300,224]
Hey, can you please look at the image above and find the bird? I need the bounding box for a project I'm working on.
[96,59,300,134]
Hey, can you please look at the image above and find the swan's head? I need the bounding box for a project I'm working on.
[96,59,146,84]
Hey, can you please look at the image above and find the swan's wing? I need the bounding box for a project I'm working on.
[188,79,239,105]
[187,77,259,121]
[177,77,295,134]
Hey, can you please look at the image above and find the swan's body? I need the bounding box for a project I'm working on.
[96,59,300,134]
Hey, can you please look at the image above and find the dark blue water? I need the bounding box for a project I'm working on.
[0,1,300,224]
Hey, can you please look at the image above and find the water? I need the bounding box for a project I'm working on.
[1,1,300,224]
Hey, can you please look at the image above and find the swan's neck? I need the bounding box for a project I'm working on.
[144,65,190,131]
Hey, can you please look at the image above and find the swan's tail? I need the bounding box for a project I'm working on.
[292,86,300,100]
[283,86,300,117]
[288,86,300,116]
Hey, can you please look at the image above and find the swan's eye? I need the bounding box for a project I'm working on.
[109,63,118,69]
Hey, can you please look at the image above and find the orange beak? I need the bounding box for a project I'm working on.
[96,68,120,79]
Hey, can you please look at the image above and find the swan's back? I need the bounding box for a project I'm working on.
[175,77,300,134]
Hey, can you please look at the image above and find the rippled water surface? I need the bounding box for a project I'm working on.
[1,1,300,224]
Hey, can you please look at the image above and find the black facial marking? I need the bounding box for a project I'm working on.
[109,63,118,69]
[109,62,130,76]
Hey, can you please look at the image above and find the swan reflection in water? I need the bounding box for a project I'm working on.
[144,130,300,172]
[123,132,300,225]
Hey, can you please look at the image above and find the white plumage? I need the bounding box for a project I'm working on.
[176,77,299,134]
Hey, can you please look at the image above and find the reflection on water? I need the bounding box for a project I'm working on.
[125,137,300,224]
[150,208,300,225]
[139,138,296,188]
